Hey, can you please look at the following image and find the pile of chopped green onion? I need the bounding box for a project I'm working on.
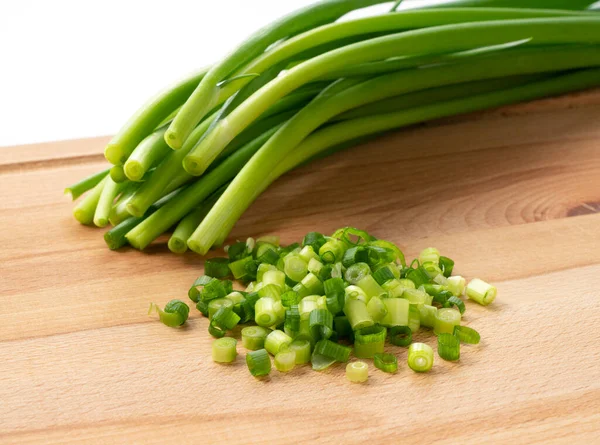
[65,1,600,254]
[150,227,495,380]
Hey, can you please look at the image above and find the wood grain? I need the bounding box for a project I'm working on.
[1,90,599,444]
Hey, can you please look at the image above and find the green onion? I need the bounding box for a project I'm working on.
[345,285,368,304]
[314,339,352,362]
[342,246,368,267]
[255,297,283,327]
[324,277,345,315]
[299,245,320,263]
[262,270,286,289]
[109,164,127,183]
[366,296,387,323]
[434,308,462,336]
[309,308,334,340]
[289,339,312,365]
[299,272,324,296]
[419,247,440,265]
[229,256,257,281]
[319,238,346,263]
[466,278,497,306]
[454,325,481,345]
[380,298,409,327]
[439,256,455,277]
[408,343,434,373]
[205,258,231,278]
[405,266,431,288]
[346,361,369,383]
[334,316,354,342]
[418,305,438,329]
[124,126,172,181]
[354,325,387,359]
[356,275,387,299]
[372,266,396,285]
[402,288,429,306]
[72,176,108,225]
[437,333,460,361]
[281,291,300,308]
[284,305,301,335]
[274,349,296,372]
[256,263,277,282]
[212,337,237,363]
[264,330,293,355]
[211,305,241,336]
[65,168,110,200]
[299,295,326,320]
[344,262,371,285]
[241,326,271,350]
[446,296,466,314]
[311,351,337,371]
[388,325,412,347]
[303,232,326,252]
[246,349,271,377]
[207,298,234,320]
[344,299,374,331]
[283,255,309,282]
[307,257,324,276]
[148,299,189,327]
[446,276,466,297]
[408,305,421,332]
[374,353,398,373]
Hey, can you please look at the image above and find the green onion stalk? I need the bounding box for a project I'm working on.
[187,53,600,253]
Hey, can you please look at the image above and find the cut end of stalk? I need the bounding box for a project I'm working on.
[182,155,208,176]
[164,129,182,150]
[104,232,121,250]
[73,208,93,225]
[64,188,74,200]
[125,202,146,219]
[104,144,123,165]
[123,160,144,182]
[93,216,109,228]
[187,238,210,256]
[125,232,144,251]
[168,237,188,254]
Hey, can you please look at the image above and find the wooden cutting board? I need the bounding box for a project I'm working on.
[1,90,599,444]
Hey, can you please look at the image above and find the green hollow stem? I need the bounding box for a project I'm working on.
[164,0,390,149]
[187,17,600,175]
[109,165,127,183]
[189,68,600,253]
[222,7,589,95]
[124,125,172,181]
[125,126,281,250]
[64,168,110,200]
[168,185,226,254]
[104,188,182,250]
[108,182,142,226]
[125,112,217,217]
[93,177,125,227]
[104,67,208,164]
[72,176,108,225]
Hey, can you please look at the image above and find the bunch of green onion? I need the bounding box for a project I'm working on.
[65,0,600,253]
[151,227,493,380]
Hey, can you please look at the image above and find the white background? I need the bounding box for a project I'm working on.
[0,0,412,147]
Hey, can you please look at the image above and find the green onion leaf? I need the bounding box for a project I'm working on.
[446,296,466,315]
[246,349,271,377]
[314,339,352,362]
[324,277,345,315]
[437,333,460,361]
[188,275,215,303]
[454,325,481,345]
[439,256,455,278]
[342,246,368,267]
[372,265,396,285]
[389,325,412,347]
[309,308,334,340]
[205,257,231,278]
[241,326,271,350]
[284,305,301,333]
[374,353,398,373]
[148,299,189,327]
[303,232,326,252]
[354,325,387,359]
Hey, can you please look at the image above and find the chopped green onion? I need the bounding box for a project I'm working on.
[148,299,189,327]
[288,339,311,365]
[319,238,346,263]
[72,176,107,225]
[275,349,296,372]
[324,277,345,315]
[256,244,279,265]
[380,298,409,327]
[419,247,440,265]
[342,246,368,267]
[422,261,444,279]
[345,285,368,304]
[264,330,293,355]
[300,272,324,295]
[212,305,241,331]
[309,308,334,340]
[439,256,455,277]
[314,339,352,362]
[374,353,398,373]
[447,276,466,297]
[299,245,320,263]
[284,255,309,282]
[344,262,370,285]
[281,290,300,308]
[257,263,277,282]
[366,296,387,322]
[344,299,374,331]
[434,308,462,336]
[284,304,301,334]
[372,266,396,285]
[354,325,387,359]
[408,343,434,373]
[446,296,466,314]
[299,295,324,320]
[212,337,237,363]
[466,278,497,306]
[246,349,271,377]
[357,275,387,299]
[418,305,438,329]
[408,305,421,332]
[208,298,234,319]
[255,297,283,327]
[333,316,354,342]
[346,361,369,383]
[262,270,286,289]
[229,256,258,281]
[303,231,326,252]
[256,235,280,246]
[454,325,481,345]
[437,333,460,361]
[65,168,110,200]
[205,258,231,278]
[311,351,337,371]
[381,279,406,298]
[241,326,271,350]
[405,266,431,288]
[307,257,324,276]
[388,325,412,347]
[402,288,429,306]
